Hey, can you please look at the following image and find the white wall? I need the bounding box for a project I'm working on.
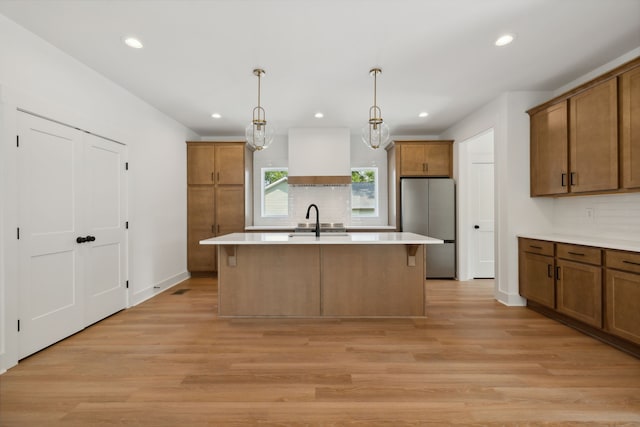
[0,14,198,372]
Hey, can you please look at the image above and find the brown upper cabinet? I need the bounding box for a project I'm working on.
[621,66,640,189]
[527,56,640,197]
[398,140,453,177]
[530,101,569,196]
[569,79,618,193]
[188,143,245,185]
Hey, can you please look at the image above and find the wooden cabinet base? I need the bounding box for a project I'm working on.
[217,244,426,317]
[527,301,640,359]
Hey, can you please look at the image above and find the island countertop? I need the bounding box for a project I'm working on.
[200,232,443,245]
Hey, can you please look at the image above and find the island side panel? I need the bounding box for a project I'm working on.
[218,245,321,316]
[322,244,426,316]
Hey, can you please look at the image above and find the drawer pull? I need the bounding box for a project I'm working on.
[529,245,543,249]
[622,260,640,266]
[568,251,584,256]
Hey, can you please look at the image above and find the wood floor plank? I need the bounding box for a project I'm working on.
[1,277,639,426]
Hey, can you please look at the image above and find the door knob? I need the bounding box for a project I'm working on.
[474,225,480,229]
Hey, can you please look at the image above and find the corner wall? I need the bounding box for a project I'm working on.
[441,92,554,305]
[0,14,198,372]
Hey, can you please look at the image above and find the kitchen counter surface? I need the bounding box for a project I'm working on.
[244,225,397,231]
[517,233,640,252]
[202,232,442,245]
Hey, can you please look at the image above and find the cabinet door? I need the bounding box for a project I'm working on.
[423,143,452,176]
[187,186,216,271]
[605,269,640,345]
[519,251,555,308]
[215,186,245,235]
[620,66,640,189]
[556,259,602,327]
[530,101,569,196]
[569,79,618,193]
[215,145,244,185]
[187,145,216,185]
[400,144,427,176]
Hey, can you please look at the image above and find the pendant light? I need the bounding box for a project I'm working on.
[362,67,390,150]
[245,68,275,151]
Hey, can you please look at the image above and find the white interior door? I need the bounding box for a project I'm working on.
[471,159,495,278]
[83,134,127,326]
[18,113,85,358]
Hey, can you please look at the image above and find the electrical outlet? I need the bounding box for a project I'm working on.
[585,208,595,223]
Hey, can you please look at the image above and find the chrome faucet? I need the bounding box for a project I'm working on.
[305,204,320,237]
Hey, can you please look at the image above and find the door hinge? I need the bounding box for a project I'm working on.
[17,319,20,332]
[125,162,129,171]
[17,227,20,240]
[126,280,129,289]
[125,221,129,229]
[16,135,19,147]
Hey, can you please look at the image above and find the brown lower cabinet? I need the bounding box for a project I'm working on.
[518,239,555,308]
[556,258,602,328]
[605,250,640,345]
[518,237,639,357]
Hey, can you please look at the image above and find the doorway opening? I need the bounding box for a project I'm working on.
[458,129,495,280]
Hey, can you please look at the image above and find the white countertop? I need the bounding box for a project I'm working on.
[244,225,397,231]
[201,232,443,245]
[518,233,640,252]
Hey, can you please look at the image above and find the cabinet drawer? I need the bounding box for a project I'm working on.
[557,243,602,265]
[519,238,554,256]
[606,250,640,274]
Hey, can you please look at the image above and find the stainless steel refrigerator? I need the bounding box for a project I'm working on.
[401,178,456,278]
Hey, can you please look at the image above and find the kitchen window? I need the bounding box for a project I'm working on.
[351,167,378,217]
[262,167,289,217]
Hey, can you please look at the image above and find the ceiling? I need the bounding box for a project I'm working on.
[1,0,639,138]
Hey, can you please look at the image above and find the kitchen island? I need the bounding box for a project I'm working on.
[200,232,443,317]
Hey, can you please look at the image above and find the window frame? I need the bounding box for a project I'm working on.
[351,167,379,218]
[261,167,289,218]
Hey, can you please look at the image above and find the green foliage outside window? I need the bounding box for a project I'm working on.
[264,170,288,186]
[351,170,375,183]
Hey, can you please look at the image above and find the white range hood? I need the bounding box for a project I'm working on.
[287,127,351,185]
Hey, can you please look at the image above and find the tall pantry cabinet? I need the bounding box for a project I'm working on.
[187,142,251,273]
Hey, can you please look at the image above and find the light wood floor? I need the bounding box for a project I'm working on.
[1,277,639,426]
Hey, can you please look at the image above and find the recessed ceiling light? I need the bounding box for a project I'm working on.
[314,112,324,118]
[495,34,515,47]
[418,112,429,118]
[211,113,222,119]
[123,37,143,49]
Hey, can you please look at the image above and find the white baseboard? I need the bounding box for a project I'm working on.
[130,271,190,306]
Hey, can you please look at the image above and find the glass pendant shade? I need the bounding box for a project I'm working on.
[246,68,274,151]
[362,68,390,150]
[245,107,275,151]
[362,119,390,150]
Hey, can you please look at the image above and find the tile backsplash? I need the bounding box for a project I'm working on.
[553,193,640,241]
[289,185,351,225]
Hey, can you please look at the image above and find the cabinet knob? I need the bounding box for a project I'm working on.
[474,225,480,229]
